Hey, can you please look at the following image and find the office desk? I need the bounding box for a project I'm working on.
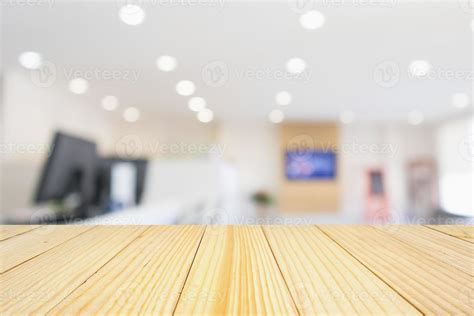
[1,225,473,315]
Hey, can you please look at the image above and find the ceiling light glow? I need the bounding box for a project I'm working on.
[300,10,325,30]
[123,107,140,122]
[452,93,470,109]
[176,80,196,96]
[275,91,292,106]
[286,58,307,74]
[101,96,119,111]
[156,55,177,72]
[68,78,89,94]
[197,108,214,123]
[188,97,207,112]
[119,5,146,26]
[18,51,43,69]
[269,109,284,124]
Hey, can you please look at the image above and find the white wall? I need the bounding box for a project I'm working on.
[216,120,280,197]
[436,115,473,216]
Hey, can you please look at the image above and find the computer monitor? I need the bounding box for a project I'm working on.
[34,131,98,219]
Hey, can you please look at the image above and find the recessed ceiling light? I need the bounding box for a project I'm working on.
[275,91,292,106]
[269,109,284,124]
[101,96,119,111]
[156,55,177,72]
[119,4,145,26]
[286,58,307,74]
[188,97,207,112]
[68,78,89,94]
[197,108,214,123]
[340,110,355,124]
[176,80,196,96]
[408,110,424,125]
[300,10,325,30]
[452,93,470,109]
[409,60,431,77]
[123,107,140,122]
[18,51,42,69]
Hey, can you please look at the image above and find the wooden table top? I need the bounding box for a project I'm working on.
[1,225,473,315]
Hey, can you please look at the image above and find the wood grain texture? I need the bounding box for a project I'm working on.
[263,226,421,315]
[426,225,474,243]
[0,226,148,315]
[0,225,93,273]
[320,225,474,315]
[49,226,204,316]
[375,225,474,275]
[174,226,298,315]
[1,225,473,315]
[0,225,40,241]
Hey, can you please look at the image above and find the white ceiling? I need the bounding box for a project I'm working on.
[2,0,473,122]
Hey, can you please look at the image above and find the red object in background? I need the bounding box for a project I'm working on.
[364,169,390,222]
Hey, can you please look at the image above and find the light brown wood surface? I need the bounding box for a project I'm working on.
[1,225,473,315]
[426,225,474,243]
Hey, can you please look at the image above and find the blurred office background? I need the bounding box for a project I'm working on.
[0,0,472,225]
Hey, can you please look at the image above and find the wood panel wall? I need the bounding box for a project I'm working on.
[279,122,340,212]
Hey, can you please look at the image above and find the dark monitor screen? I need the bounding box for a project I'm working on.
[34,132,98,216]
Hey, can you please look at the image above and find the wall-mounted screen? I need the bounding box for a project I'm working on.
[285,150,337,180]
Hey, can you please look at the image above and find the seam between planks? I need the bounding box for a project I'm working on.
[171,225,208,316]
[0,226,43,242]
[44,226,153,315]
[423,225,473,244]
[314,226,426,316]
[0,226,97,275]
[260,226,301,316]
[373,226,473,277]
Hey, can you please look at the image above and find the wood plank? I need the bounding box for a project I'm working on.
[0,226,148,315]
[426,225,474,243]
[375,225,474,275]
[0,225,40,241]
[263,226,421,315]
[174,226,298,315]
[49,226,205,315]
[0,225,93,273]
[320,225,474,315]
